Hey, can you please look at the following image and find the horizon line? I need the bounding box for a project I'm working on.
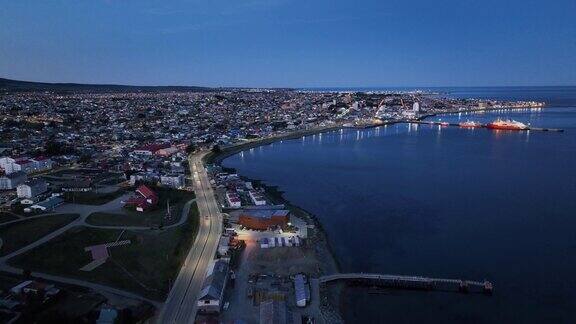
[2,76,575,90]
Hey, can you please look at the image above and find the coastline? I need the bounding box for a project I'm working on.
[204,125,347,322]
[202,104,543,323]
[203,124,343,165]
[205,104,542,164]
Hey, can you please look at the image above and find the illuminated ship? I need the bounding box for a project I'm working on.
[486,119,528,130]
[459,120,483,128]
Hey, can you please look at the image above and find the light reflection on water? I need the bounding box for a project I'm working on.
[223,106,576,323]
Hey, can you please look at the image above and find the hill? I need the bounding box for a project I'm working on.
[0,77,214,93]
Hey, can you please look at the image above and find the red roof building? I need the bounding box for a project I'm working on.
[133,143,171,156]
[239,209,290,230]
[125,185,158,212]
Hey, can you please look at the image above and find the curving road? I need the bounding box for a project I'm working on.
[159,152,222,324]
[0,194,196,307]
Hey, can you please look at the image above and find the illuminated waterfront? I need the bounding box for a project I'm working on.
[224,88,576,323]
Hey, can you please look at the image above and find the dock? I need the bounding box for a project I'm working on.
[320,273,493,295]
[407,120,564,132]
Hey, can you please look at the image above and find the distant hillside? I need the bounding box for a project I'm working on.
[0,77,214,93]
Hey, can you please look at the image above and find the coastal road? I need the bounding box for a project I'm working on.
[159,152,222,324]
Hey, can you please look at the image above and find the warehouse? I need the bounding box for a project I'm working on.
[197,259,229,314]
[238,209,290,230]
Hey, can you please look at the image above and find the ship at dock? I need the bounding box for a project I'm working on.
[486,119,528,130]
[459,120,483,128]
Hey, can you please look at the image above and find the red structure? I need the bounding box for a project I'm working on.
[125,185,158,212]
[239,209,290,230]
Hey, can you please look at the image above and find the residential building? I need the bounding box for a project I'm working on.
[129,172,159,185]
[160,174,186,188]
[249,190,267,206]
[226,191,241,208]
[0,157,15,173]
[31,157,54,172]
[10,280,60,298]
[133,143,171,156]
[0,157,53,174]
[155,146,179,157]
[0,171,27,190]
[124,185,158,212]
[17,179,48,198]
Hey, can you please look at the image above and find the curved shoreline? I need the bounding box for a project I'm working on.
[203,125,343,165]
[203,104,544,266]
[203,106,545,164]
[205,105,542,165]
[203,105,543,322]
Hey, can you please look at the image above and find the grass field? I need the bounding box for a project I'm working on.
[63,189,128,205]
[11,202,200,300]
[86,187,195,227]
[0,214,79,256]
[0,213,18,224]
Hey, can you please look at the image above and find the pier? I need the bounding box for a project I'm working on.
[407,120,564,132]
[320,273,493,295]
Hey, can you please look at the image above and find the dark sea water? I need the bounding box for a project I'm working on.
[223,87,576,323]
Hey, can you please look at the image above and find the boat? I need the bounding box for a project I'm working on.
[439,122,450,126]
[459,120,483,128]
[486,118,528,130]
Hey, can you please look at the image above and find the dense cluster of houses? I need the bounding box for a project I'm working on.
[0,88,527,214]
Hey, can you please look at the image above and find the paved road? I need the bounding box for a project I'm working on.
[0,193,195,307]
[84,199,196,231]
[159,152,222,324]
[0,194,130,262]
[0,262,161,307]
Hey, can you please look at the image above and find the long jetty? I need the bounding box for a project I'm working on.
[408,120,564,132]
[320,273,494,295]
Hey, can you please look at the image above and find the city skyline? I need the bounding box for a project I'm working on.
[1,0,575,88]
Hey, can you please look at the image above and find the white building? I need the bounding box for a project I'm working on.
[17,179,48,198]
[413,102,420,113]
[249,190,266,206]
[0,157,53,174]
[226,191,241,208]
[294,274,309,307]
[129,172,159,185]
[0,157,16,173]
[160,174,186,188]
[0,171,27,190]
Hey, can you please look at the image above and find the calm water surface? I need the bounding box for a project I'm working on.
[223,88,576,323]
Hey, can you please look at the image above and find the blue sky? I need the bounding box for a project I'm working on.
[0,0,574,87]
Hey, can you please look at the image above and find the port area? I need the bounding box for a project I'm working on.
[218,233,331,324]
[407,120,565,132]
